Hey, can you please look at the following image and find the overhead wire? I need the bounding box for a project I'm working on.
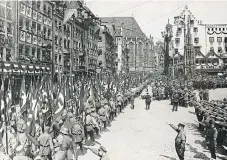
[141,0,195,27]
[109,0,154,16]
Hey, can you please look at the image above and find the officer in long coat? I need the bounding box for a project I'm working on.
[168,123,186,160]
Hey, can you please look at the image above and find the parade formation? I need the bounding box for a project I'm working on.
[0,0,227,160]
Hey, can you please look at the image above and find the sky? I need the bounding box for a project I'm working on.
[85,0,227,43]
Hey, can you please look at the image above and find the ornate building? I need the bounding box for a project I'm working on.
[100,17,154,72]
[169,6,227,75]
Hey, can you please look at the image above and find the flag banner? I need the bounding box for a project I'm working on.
[20,76,27,114]
[63,9,77,25]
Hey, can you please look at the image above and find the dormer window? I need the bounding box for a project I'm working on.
[194,37,199,43]
[218,47,222,53]
[193,27,198,32]
[190,20,194,25]
[210,47,214,51]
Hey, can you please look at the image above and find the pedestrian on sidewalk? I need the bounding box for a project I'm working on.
[168,123,186,160]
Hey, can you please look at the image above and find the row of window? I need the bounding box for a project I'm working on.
[0,1,11,8]
[209,37,225,43]
[0,5,12,21]
[18,44,50,61]
[19,19,52,40]
[175,37,227,44]
[0,19,12,34]
[20,1,52,18]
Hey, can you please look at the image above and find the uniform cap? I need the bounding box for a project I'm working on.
[209,119,216,125]
[178,123,185,128]
[99,146,107,152]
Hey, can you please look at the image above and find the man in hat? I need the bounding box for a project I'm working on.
[37,126,54,160]
[206,119,218,159]
[84,109,95,146]
[71,120,85,156]
[54,126,74,160]
[13,145,32,160]
[84,144,110,160]
[168,123,186,160]
[98,106,108,131]
[145,92,152,110]
[109,97,116,121]
[116,93,123,113]
[172,91,180,112]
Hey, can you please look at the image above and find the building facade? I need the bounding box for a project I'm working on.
[98,23,116,73]
[100,17,154,73]
[169,6,227,75]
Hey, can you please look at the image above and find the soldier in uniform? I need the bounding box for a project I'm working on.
[145,92,152,110]
[13,145,32,160]
[183,92,189,108]
[207,119,218,159]
[116,94,123,113]
[71,120,85,155]
[98,106,108,131]
[54,127,75,160]
[84,110,95,146]
[168,123,186,160]
[37,126,54,160]
[172,91,179,112]
[109,97,116,121]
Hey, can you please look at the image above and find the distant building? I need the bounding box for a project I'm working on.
[154,41,164,71]
[100,17,154,73]
[169,6,227,75]
[98,22,116,73]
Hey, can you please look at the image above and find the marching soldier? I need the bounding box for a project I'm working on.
[37,126,54,160]
[54,127,75,160]
[84,110,95,146]
[168,123,186,160]
[109,97,116,121]
[13,145,32,160]
[116,94,123,113]
[98,106,108,131]
[71,120,85,155]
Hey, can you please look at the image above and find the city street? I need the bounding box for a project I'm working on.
[80,87,227,160]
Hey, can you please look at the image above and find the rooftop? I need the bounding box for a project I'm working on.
[100,17,147,39]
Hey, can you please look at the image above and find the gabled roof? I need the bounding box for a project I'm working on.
[195,51,206,58]
[100,17,146,39]
[206,51,220,58]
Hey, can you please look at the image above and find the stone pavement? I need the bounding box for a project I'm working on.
[79,87,227,160]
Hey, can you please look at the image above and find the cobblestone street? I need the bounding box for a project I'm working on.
[80,87,227,160]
